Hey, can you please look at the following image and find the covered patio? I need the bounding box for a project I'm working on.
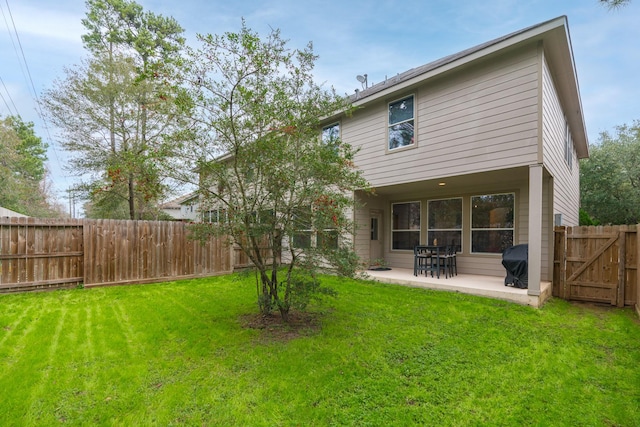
[364,268,552,308]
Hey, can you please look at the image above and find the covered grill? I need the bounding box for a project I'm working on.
[502,244,528,289]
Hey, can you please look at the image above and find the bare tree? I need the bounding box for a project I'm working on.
[599,0,631,9]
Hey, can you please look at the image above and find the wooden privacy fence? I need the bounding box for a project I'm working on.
[0,218,84,292]
[0,217,233,293]
[553,225,638,311]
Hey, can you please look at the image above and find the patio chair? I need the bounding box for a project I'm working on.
[434,245,457,278]
[413,246,432,276]
[444,245,457,277]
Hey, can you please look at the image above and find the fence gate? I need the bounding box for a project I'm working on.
[554,225,638,307]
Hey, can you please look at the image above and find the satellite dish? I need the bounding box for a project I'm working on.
[356,73,368,89]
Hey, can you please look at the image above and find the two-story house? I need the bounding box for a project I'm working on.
[324,16,588,303]
[160,193,200,221]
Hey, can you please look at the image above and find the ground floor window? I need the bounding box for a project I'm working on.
[293,207,313,248]
[427,198,462,252]
[471,193,514,253]
[392,201,420,250]
[292,207,339,250]
[317,229,339,250]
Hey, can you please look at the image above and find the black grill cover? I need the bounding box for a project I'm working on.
[502,244,528,289]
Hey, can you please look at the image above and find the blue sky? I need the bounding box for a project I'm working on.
[1,0,639,210]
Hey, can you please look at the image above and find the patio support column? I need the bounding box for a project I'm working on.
[528,164,543,296]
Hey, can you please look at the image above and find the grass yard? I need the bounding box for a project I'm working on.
[0,274,639,426]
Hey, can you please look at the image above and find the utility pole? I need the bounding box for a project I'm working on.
[67,189,76,218]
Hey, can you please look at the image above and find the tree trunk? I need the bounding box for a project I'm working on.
[128,174,135,220]
[278,306,289,323]
[257,268,272,315]
[108,42,116,154]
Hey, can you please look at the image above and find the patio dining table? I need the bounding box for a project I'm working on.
[414,244,447,278]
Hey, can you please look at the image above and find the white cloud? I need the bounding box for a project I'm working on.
[2,0,639,202]
[2,3,85,46]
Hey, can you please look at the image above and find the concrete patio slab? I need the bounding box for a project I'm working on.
[364,268,552,307]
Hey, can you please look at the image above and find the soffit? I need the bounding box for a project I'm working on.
[370,167,530,198]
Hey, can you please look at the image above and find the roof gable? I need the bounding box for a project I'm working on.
[347,16,588,158]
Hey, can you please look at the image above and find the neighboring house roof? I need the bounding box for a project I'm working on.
[0,207,28,217]
[345,16,588,159]
[160,193,198,210]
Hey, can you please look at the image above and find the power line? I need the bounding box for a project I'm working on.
[3,0,45,115]
[3,1,34,99]
[0,3,21,117]
[2,0,71,195]
[0,76,17,116]
[0,1,27,103]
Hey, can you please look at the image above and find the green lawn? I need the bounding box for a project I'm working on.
[1,274,639,426]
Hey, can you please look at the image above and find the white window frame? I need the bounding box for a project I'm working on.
[292,206,339,250]
[564,119,573,171]
[292,206,314,249]
[388,94,415,151]
[470,193,515,254]
[322,122,340,145]
[391,201,421,251]
[204,207,227,223]
[427,197,463,252]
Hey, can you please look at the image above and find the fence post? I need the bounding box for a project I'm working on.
[617,229,626,307]
[553,226,567,299]
[637,224,640,317]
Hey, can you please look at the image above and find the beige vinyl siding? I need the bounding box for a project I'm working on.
[541,56,580,226]
[353,191,385,264]
[353,195,369,263]
[542,171,553,280]
[347,46,541,188]
[457,256,505,277]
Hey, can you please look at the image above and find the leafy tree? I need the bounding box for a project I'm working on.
[0,116,59,217]
[172,23,370,322]
[8,116,48,183]
[579,208,599,226]
[43,0,186,220]
[44,52,183,219]
[82,0,185,153]
[580,121,640,224]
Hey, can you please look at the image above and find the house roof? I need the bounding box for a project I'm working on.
[346,16,589,159]
[0,206,28,217]
[160,192,198,209]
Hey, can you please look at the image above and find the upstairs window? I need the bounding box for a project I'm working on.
[322,122,340,145]
[388,95,415,150]
[204,208,226,223]
[564,120,573,171]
